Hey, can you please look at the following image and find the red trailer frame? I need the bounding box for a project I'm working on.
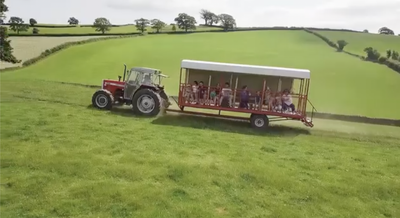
[166,60,316,128]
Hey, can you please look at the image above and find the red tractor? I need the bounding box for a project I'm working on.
[91,64,171,116]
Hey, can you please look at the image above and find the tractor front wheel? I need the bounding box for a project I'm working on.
[92,90,113,110]
[132,89,162,116]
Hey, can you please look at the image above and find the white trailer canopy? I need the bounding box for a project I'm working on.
[181,59,310,79]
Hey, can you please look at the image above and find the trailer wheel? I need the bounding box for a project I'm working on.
[92,90,113,110]
[132,89,162,116]
[250,114,269,129]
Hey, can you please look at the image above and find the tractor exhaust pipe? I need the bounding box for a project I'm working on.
[123,64,127,81]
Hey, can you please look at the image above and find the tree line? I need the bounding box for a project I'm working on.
[2,9,237,35]
[2,6,397,36]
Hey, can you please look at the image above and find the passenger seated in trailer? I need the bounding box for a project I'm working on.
[264,87,272,110]
[219,82,232,107]
[273,92,283,112]
[198,81,207,105]
[254,91,262,110]
[239,85,250,109]
[192,81,199,104]
[210,83,220,105]
[184,84,193,103]
[282,89,295,112]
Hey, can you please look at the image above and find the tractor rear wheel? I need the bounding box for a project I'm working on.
[132,89,162,116]
[159,90,171,110]
[250,114,269,129]
[92,90,113,110]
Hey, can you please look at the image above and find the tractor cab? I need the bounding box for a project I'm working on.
[92,64,170,116]
[123,67,168,100]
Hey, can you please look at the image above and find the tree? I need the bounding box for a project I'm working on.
[0,0,20,63]
[200,9,212,25]
[218,14,236,31]
[378,27,394,35]
[209,13,219,26]
[32,27,39,34]
[171,24,176,32]
[174,13,197,32]
[151,19,166,33]
[93,17,111,34]
[29,18,37,26]
[68,17,79,25]
[337,40,348,51]
[8,17,29,34]
[364,47,381,61]
[135,18,150,33]
[363,29,368,33]
[386,50,392,59]
[392,51,399,60]
[200,9,219,26]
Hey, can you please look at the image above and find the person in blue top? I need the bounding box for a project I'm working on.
[239,85,250,109]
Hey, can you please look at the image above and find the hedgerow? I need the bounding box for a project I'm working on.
[303,29,338,49]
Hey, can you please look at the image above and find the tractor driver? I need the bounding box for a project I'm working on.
[142,74,152,85]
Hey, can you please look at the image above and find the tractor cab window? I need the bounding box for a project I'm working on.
[127,70,142,84]
[142,73,152,85]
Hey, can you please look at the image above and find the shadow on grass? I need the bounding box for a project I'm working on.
[151,114,310,137]
[87,105,310,137]
[86,105,152,119]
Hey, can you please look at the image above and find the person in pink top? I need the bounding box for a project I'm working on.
[281,89,295,112]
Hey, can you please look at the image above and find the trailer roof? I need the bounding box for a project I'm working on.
[181,60,310,79]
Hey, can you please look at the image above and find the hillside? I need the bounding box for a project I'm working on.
[3,30,400,119]
[316,31,400,57]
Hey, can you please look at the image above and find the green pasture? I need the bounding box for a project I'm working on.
[1,76,400,217]
[3,30,400,119]
[316,31,400,57]
[6,25,220,34]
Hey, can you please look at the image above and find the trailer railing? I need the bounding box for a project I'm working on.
[177,83,309,118]
[307,98,317,122]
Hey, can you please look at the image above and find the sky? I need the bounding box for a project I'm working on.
[5,0,400,33]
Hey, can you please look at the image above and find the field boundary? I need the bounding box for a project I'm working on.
[303,29,400,73]
[0,35,142,72]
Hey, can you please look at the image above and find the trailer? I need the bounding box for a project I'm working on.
[165,59,316,129]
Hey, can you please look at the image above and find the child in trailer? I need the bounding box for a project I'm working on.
[282,88,295,113]
[198,81,207,105]
[209,83,220,106]
[263,87,273,110]
[239,85,250,109]
[184,84,193,103]
[192,81,199,104]
[273,92,283,112]
[254,91,262,110]
[219,82,233,107]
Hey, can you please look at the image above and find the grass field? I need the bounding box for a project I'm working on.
[3,30,400,119]
[0,36,109,69]
[316,31,400,57]
[1,77,399,218]
[1,29,400,217]
[5,25,220,35]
